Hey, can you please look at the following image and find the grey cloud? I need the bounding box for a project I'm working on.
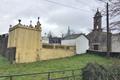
[0,0,101,35]
[46,8,93,34]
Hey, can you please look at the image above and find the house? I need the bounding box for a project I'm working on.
[61,34,89,54]
[42,36,61,44]
[76,35,89,54]
[42,36,49,44]
[62,34,81,46]
[49,37,61,44]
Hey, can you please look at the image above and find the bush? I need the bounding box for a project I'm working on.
[82,63,120,80]
[108,64,120,80]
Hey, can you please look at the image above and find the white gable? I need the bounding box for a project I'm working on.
[76,35,89,54]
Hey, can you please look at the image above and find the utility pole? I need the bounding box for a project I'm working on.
[106,2,111,57]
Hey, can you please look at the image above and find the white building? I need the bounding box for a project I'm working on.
[42,36,49,44]
[61,34,89,54]
[76,35,89,54]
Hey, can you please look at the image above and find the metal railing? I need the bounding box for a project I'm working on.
[0,69,82,80]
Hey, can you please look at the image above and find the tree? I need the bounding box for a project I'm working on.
[98,0,120,32]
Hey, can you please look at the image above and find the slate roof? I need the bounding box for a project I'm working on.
[63,34,85,40]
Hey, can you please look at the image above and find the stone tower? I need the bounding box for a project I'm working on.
[87,9,108,51]
[93,9,102,32]
[7,18,42,63]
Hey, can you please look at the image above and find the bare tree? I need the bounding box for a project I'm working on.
[97,0,120,32]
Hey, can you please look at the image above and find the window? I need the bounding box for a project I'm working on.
[94,45,99,50]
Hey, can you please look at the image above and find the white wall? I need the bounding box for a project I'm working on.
[61,39,76,46]
[112,36,120,52]
[42,40,49,44]
[76,35,89,54]
[42,37,49,44]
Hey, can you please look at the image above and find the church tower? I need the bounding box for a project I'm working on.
[67,26,71,36]
[93,9,102,32]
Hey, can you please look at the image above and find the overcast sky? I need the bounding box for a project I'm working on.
[0,0,103,36]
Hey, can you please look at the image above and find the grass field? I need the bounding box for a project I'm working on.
[0,54,120,80]
[0,54,119,79]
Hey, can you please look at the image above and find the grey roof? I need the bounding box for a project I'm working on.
[63,34,84,40]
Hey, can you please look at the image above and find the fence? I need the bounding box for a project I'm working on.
[0,69,82,80]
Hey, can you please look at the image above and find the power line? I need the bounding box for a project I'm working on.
[42,0,84,10]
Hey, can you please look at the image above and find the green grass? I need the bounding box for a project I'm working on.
[0,54,119,80]
[0,54,119,74]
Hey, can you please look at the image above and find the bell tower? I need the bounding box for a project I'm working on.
[93,9,102,32]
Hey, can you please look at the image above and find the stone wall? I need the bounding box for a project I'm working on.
[40,48,75,60]
[0,34,8,56]
[0,34,16,63]
[87,31,108,51]
[112,33,120,52]
[40,44,75,60]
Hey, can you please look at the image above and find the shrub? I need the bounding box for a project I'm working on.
[82,63,120,80]
[82,63,108,80]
